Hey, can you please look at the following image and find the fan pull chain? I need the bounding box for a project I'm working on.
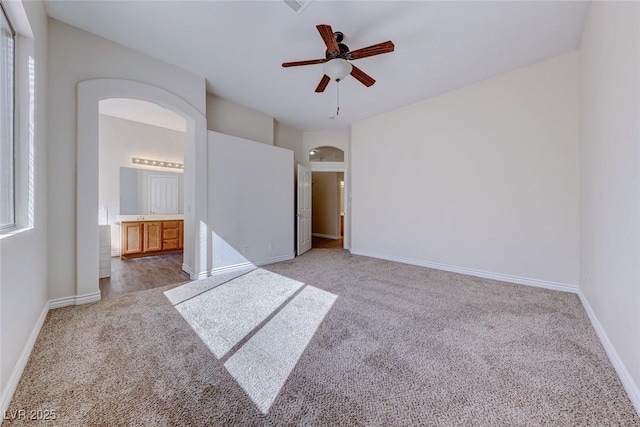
[336,81,340,116]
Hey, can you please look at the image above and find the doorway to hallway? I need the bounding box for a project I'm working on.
[311,171,344,250]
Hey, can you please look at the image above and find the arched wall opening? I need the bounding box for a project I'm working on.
[309,146,345,163]
[77,79,208,299]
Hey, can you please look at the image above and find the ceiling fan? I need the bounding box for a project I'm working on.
[282,24,395,93]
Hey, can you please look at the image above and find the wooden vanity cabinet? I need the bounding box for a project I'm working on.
[121,222,144,256]
[120,219,184,259]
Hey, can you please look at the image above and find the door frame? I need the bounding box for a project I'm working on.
[296,164,312,256]
[309,166,349,250]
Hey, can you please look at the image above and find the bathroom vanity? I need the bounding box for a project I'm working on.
[119,216,183,259]
[117,166,185,260]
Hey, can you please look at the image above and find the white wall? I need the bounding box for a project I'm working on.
[47,19,206,299]
[0,0,48,412]
[351,52,579,289]
[206,94,274,145]
[312,172,340,238]
[274,121,304,169]
[208,131,293,272]
[579,1,640,411]
[273,121,303,250]
[99,114,185,255]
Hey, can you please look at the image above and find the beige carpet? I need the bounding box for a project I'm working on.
[4,249,639,426]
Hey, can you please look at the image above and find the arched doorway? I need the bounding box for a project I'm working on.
[76,79,208,300]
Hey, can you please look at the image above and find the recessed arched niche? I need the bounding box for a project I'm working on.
[309,146,344,162]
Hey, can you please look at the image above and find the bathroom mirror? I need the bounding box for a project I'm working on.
[119,167,184,215]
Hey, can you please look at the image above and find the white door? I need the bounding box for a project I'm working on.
[149,175,179,215]
[297,164,312,255]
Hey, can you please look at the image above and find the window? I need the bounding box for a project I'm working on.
[0,2,15,230]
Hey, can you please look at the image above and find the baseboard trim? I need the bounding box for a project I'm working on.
[182,263,193,277]
[210,262,254,275]
[3,290,103,413]
[350,249,577,293]
[49,291,101,309]
[209,254,295,276]
[578,290,640,415]
[1,303,48,416]
[182,263,207,280]
[255,254,295,266]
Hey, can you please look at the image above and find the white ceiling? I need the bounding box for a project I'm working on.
[45,1,590,132]
[99,98,187,132]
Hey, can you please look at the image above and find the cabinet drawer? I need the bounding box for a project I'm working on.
[163,239,180,250]
[163,228,179,239]
[163,221,180,230]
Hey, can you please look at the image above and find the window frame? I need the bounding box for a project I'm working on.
[0,0,36,239]
[0,0,16,231]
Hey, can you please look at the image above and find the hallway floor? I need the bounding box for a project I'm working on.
[312,236,344,249]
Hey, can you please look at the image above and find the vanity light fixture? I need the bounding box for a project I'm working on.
[131,157,184,170]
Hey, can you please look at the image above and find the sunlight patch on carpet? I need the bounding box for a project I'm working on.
[164,265,257,305]
[166,264,338,415]
[172,269,304,358]
[224,285,337,414]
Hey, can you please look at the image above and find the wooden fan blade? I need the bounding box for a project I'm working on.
[317,24,339,57]
[282,58,327,67]
[347,41,395,60]
[315,75,331,93]
[350,65,376,87]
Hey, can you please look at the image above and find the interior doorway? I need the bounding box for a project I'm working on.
[77,79,208,302]
[97,98,190,298]
[311,171,345,249]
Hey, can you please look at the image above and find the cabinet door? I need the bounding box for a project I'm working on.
[121,222,143,255]
[144,222,163,252]
[179,220,184,249]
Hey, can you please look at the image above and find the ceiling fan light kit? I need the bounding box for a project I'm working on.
[323,58,352,82]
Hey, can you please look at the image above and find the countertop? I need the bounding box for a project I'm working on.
[117,214,184,222]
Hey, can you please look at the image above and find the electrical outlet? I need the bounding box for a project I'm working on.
[268,243,273,251]
[244,246,249,254]
[419,245,426,253]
